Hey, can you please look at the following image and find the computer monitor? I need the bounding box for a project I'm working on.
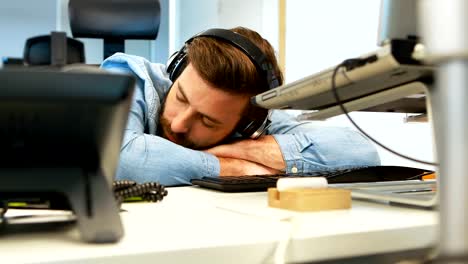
[0,68,135,243]
[377,0,419,46]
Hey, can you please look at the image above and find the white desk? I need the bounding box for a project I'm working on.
[0,186,437,264]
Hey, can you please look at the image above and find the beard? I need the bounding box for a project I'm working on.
[157,87,201,149]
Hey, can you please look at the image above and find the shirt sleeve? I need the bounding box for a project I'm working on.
[267,111,381,173]
[102,62,220,186]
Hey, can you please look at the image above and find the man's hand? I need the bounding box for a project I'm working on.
[205,135,286,171]
[217,157,281,176]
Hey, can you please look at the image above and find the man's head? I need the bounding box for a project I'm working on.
[159,27,283,149]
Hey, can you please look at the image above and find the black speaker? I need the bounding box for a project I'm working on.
[23,32,85,66]
[166,28,279,139]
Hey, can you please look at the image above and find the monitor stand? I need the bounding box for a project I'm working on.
[0,167,123,243]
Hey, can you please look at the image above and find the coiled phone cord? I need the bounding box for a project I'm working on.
[113,180,168,205]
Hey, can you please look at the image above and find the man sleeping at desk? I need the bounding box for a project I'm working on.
[101,26,380,186]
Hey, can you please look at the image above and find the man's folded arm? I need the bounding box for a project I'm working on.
[205,136,286,172]
[117,131,220,186]
[206,111,381,174]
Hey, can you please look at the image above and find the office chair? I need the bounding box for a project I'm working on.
[69,0,161,60]
[4,0,161,68]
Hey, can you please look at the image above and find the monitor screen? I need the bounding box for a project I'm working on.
[0,68,135,183]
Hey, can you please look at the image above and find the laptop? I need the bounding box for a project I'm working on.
[333,180,437,208]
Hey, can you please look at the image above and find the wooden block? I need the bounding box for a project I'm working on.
[268,188,351,212]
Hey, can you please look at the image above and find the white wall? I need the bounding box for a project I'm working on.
[285,0,380,82]
[285,0,435,170]
[172,0,218,51]
[0,0,57,63]
[172,0,278,54]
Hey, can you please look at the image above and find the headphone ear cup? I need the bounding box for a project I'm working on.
[237,116,270,139]
[166,50,188,81]
[236,108,270,139]
[166,51,178,72]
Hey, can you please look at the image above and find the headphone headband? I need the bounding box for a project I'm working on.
[186,29,279,89]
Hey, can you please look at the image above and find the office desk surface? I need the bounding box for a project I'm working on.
[1,186,437,264]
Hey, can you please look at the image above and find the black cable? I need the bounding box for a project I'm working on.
[406,171,435,181]
[331,59,438,167]
[113,180,168,205]
[113,180,138,192]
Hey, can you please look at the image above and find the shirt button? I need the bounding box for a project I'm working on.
[291,166,298,173]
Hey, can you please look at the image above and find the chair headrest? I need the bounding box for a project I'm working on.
[69,0,161,40]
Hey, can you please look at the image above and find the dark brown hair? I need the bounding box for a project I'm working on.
[186,27,283,96]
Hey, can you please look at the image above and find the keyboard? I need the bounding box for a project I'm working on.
[190,166,433,192]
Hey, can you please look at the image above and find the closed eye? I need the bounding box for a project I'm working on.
[176,92,187,103]
[201,116,217,128]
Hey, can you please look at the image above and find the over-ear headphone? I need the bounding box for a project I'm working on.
[166,28,280,139]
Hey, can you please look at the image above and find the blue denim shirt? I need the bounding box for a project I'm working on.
[101,53,380,186]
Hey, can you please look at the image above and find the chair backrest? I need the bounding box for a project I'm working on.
[69,0,161,60]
